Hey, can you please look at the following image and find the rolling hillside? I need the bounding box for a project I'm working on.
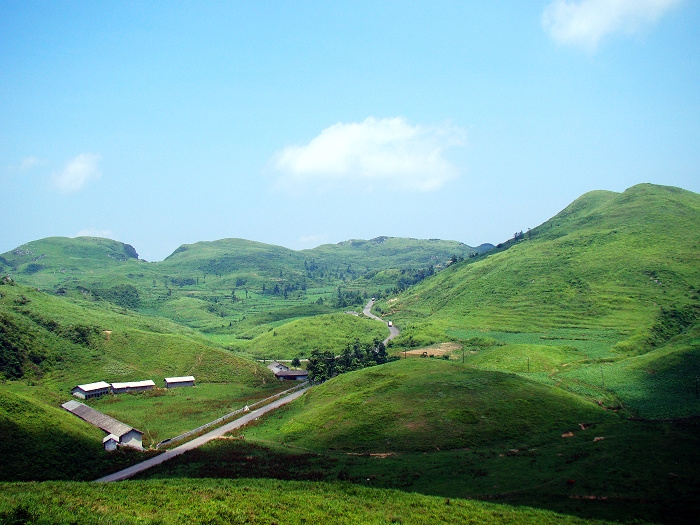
[2,183,699,523]
[379,184,700,418]
[386,184,699,336]
[0,280,287,471]
[1,235,481,346]
[239,358,618,452]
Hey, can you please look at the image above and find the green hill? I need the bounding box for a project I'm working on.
[0,280,286,463]
[380,184,700,418]
[239,358,618,452]
[387,184,699,335]
[1,235,482,345]
[242,313,390,360]
[141,358,700,524]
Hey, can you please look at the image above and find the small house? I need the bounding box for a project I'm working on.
[266,361,289,375]
[102,434,119,451]
[71,381,111,399]
[111,380,155,394]
[274,369,309,381]
[164,376,195,388]
[119,428,144,449]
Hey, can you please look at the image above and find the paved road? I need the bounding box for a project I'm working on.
[363,299,400,345]
[95,387,309,482]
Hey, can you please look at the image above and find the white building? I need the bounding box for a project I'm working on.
[102,434,119,451]
[111,380,155,394]
[164,376,195,388]
[266,362,289,375]
[71,381,111,399]
[62,400,144,450]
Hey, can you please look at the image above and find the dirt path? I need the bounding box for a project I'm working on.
[95,387,309,483]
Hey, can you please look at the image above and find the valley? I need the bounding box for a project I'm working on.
[1,183,699,524]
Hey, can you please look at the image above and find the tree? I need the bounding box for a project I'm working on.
[291,356,301,368]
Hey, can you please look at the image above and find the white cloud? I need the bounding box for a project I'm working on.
[273,117,465,192]
[52,153,102,193]
[542,0,682,51]
[74,228,113,239]
[20,156,46,171]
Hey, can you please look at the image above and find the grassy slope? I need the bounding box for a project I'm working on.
[0,281,286,468]
[140,359,700,524]
[386,184,698,333]
[381,184,700,418]
[241,313,390,360]
[239,359,617,452]
[0,478,617,525]
[0,386,152,481]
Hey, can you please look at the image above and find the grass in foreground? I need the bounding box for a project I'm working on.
[0,478,620,524]
[136,410,700,524]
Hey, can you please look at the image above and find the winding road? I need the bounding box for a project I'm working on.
[363,299,399,345]
[95,386,309,482]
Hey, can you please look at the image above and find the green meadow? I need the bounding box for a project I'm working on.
[1,183,699,523]
[0,478,618,525]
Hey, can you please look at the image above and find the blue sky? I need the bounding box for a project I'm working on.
[2,0,698,261]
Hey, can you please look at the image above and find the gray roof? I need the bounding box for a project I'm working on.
[61,400,140,438]
[267,362,289,372]
[275,370,308,378]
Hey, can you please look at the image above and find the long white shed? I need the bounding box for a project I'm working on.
[71,381,111,399]
[164,376,195,388]
[62,400,144,450]
[111,380,155,394]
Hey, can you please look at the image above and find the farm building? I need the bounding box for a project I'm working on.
[111,380,155,394]
[102,434,119,451]
[274,369,309,381]
[71,381,111,399]
[266,361,289,374]
[61,400,144,450]
[164,376,195,388]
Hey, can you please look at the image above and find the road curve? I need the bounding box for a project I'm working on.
[95,387,309,483]
[363,299,399,345]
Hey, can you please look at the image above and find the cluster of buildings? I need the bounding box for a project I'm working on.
[70,376,195,399]
[65,376,195,450]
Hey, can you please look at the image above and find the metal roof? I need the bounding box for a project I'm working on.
[73,381,111,392]
[111,380,155,389]
[275,370,308,377]
[61,400,141,438]
[164,376,195,383]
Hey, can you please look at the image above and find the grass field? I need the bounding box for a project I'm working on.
[0,477,628,524]
[137,362,700,524]
[1,184,699,524]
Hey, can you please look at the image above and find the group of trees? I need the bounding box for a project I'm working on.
[305,338,396,383]
[334,287,365,308]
